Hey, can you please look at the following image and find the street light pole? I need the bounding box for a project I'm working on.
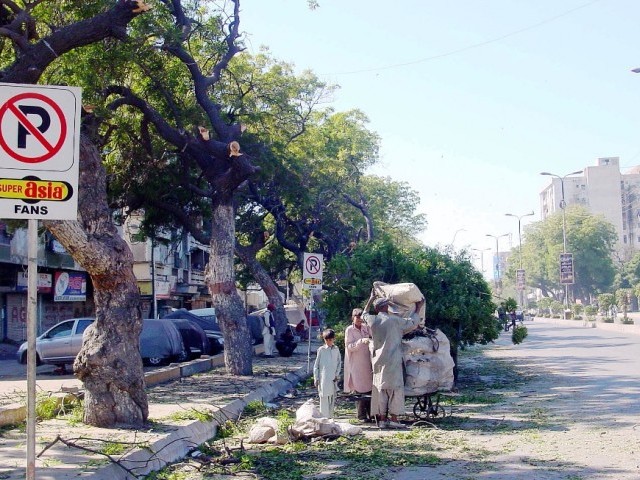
[505,211,535,307]
[540,170,583,318]
[471,247,491,273]
[485,233,509,295]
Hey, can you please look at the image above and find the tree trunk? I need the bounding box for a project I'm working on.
[44,134,148,428]
[207,199,253,375]
[236,244,288,335]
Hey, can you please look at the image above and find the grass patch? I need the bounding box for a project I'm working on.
[166,407,214,423]
[243,400,268,417]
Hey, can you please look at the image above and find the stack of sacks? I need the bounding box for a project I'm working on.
[402,329,455,396]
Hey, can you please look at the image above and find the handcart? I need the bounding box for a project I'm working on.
[403,327,451,421]
[410,390,447,421]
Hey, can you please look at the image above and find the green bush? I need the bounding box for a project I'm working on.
[511,325,528,345]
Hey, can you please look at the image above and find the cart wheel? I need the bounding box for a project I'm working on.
[413,396,430,420]
[413,394,446,421]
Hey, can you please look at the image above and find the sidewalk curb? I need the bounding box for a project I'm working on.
[89,364,311,479]
[0,346,265,427]
[534,316,640,336]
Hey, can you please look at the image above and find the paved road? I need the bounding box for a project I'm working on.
[395,318,640,479]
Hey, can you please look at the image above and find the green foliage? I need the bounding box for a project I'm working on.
[167,408,214,423]
[35,394,80,421]
[503,297,518,313]
[244,400,268,417]
[276,409,295,435]
[100,440,128,457]
[584,304,597,320]
[511,325,528,345]
[597,293,615,318]
[520,206,616,302]
[322,238,498,352]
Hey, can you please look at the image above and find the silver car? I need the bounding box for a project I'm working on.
[16,317,93,366]
[17,317,186,367]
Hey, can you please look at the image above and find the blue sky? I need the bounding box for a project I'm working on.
[240,0,640,271]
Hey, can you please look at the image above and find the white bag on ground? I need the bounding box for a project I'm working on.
[248,417,279,443]
[290,399,362,438]
[373,281,425,325]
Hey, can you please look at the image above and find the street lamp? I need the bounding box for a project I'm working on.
[485,233,509,294]
[450,228,466,246]
[471,247,491,273]
[540,170,583,317]
[505,211,535,307]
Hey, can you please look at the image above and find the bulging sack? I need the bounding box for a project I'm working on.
[373,281,425,324]
[402,329,455,396]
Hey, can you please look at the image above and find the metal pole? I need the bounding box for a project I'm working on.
[306,300,313,374]
[151,238,157,319]
[26,219,38,480]
[560,178,569,315]
[505,212,534,308]
[541,170,582,318]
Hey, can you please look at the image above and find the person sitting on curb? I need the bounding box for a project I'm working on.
[276,326,298,357]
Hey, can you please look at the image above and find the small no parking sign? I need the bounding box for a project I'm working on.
[0,83,81,219]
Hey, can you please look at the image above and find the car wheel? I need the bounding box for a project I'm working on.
[20,352,43,365]
[176,349,189,362]
[146,356,164,366]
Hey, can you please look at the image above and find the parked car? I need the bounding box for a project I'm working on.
[140,318,187,366]
[163,309,224,355]
[16,317,94,366]
[163,316,209,360]
[17,317,187,368]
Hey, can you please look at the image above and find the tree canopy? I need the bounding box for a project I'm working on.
[518,206,616,302]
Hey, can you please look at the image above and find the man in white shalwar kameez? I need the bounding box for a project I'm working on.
[313,329,342,418]
[363,294,423,428]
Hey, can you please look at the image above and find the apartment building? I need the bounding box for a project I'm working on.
[540,157,640,261]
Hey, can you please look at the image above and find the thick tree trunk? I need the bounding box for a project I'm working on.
[207,200,253,375]
[235,244,288,335]
[44,135,148,427]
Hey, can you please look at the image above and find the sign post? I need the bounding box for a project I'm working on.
[302,253,323,372]
[560,253,574,285]
[0,83,81,480]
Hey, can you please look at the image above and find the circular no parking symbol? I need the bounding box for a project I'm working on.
[0,92,67,163]
[305,255,321,275]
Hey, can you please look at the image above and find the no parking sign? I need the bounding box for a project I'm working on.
[0,83,81,219]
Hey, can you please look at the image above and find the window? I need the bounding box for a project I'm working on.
[76,319,94,335]
[47,321,74,338]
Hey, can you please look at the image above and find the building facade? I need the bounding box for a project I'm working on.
[0,222,94,343]
[540,157,640,262]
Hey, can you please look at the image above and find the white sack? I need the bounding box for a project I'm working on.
[402,329,455,396]
[295,398,321,422]
[373,281,425,325]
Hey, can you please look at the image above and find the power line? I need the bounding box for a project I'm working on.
[324,0,602,76]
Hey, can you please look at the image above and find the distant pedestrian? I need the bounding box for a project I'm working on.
[262,303,276,357]
[313,329,342,418]
[344,308,373,422]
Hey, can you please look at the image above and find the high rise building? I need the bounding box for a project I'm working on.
[540,157,640,261]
